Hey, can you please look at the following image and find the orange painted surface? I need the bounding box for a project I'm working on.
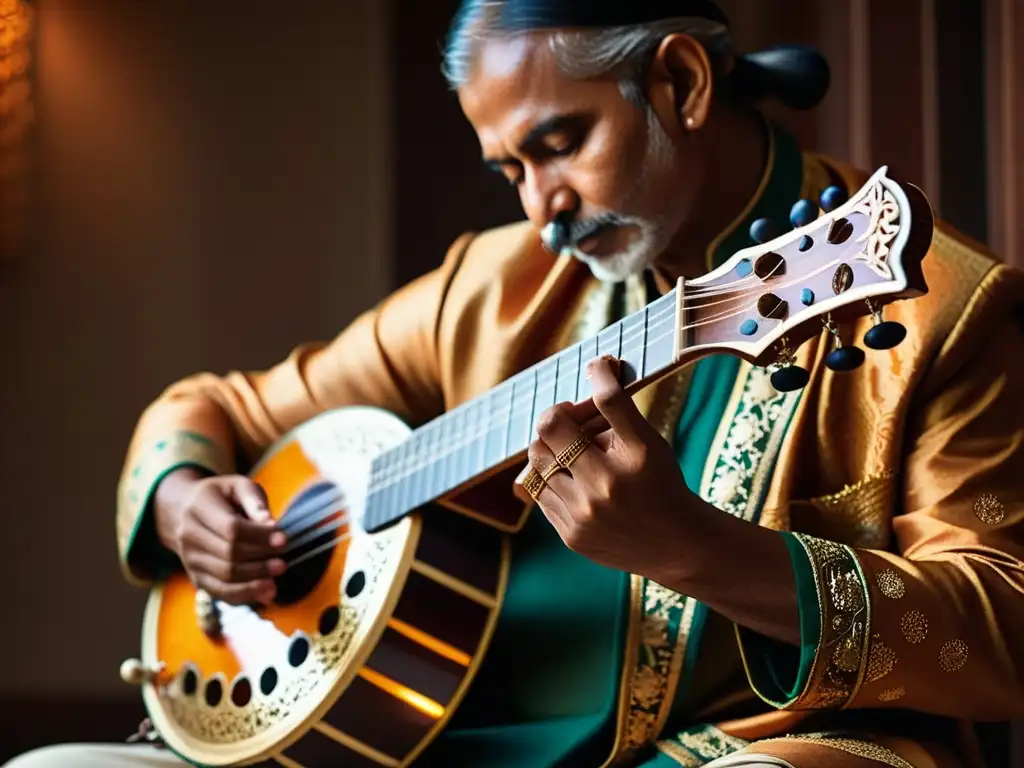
[253,440,319,520]
[156,438,350,681]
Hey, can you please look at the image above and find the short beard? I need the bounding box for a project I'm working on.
[565,110,678,283]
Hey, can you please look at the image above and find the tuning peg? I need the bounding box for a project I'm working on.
[749,217,780,244]
[120,658,165,686]
[819,185,848,213]
[823,315,865,372]
[863,303,907,350]
[771,364,810,392]
[825,345,865,371]
[789,199,818,228]
[770,336,810,392]
[864,322,906,350]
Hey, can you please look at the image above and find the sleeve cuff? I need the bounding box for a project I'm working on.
[736,532,872,710]
[117,431,233,584]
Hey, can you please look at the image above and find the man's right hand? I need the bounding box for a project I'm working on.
[153,468,287,605]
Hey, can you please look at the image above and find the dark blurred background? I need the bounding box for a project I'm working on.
[0,0,1021,761]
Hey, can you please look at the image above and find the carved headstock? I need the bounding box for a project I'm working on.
[674,166,934,391]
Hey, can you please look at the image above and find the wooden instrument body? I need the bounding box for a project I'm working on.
[140,407,510,767]
[134,167,935,767]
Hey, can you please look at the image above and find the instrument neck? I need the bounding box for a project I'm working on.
[362,284,686,532]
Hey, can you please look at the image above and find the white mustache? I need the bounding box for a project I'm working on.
[540,213,634,253]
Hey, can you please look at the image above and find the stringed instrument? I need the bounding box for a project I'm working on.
[120,166,933,767]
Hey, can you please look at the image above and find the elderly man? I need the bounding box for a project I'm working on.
[8,0,1024,766]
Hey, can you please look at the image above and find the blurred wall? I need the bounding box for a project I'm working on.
[1,0,1021,761]
[0,0,392,705]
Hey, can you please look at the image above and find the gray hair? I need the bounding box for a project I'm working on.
[442,4,732,107]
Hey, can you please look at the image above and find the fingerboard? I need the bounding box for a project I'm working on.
[362,287,680,532]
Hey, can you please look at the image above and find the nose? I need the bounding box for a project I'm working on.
[522,169,578,253]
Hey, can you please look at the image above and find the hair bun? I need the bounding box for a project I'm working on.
[721,45,831,110]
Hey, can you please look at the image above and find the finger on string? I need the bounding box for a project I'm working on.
[183,519,279,563]
[189,551,286,583]
[587,356,654,446]
[228,478,274,524]
[195,496,286,552]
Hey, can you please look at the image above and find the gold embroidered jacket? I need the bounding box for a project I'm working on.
[115,155,1024,763]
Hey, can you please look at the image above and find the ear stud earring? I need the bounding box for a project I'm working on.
[685,116,695,129]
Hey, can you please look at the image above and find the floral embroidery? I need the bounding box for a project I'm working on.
[657,724,750,767]
[866,634,897,682]
[706,366,800,518]
[878,686,905,702]
[938,639,968,672]
[605,293,800,759]
[621,581,693,750]
[974,493,1005,525]
[900,610,928,644]
[784,533,872,709]
[876,569,906,599]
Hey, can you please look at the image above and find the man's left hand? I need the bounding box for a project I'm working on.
[515,355,709,580]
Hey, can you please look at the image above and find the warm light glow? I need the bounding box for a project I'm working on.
[0,0,33,260]
[387,618,472,667]
[358,667,445,719]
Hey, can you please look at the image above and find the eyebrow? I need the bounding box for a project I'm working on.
[483,114,584,171]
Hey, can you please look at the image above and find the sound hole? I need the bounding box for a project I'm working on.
[231,677,252,707]
[288,635,310,667]
[827,217,854,244]
[319,605,341,636]
[345,571,366,599]
[754,252,785,280]
[181,667,198,696]
[273,480,346,606]
[260,667,278,696]
[205,678,223,708]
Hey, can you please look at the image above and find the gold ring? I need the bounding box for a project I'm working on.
[540,461,563,482]
[522,467,546,501]
[554,433,591,469]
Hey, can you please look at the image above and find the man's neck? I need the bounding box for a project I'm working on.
[655,109,772,285]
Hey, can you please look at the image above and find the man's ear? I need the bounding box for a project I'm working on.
[644,33,714,133]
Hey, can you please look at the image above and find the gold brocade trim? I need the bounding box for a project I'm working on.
[752,734,915,768]
[582,274,696,767]
[613,363,693,759]
[602,277,699,765]
[117,431,232,582]
[786,534,872,709]
[701,363,803,521]
[602,143,815,759]
[613,362,802,760]
[656,724,750,766]
[620,583,698,752]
